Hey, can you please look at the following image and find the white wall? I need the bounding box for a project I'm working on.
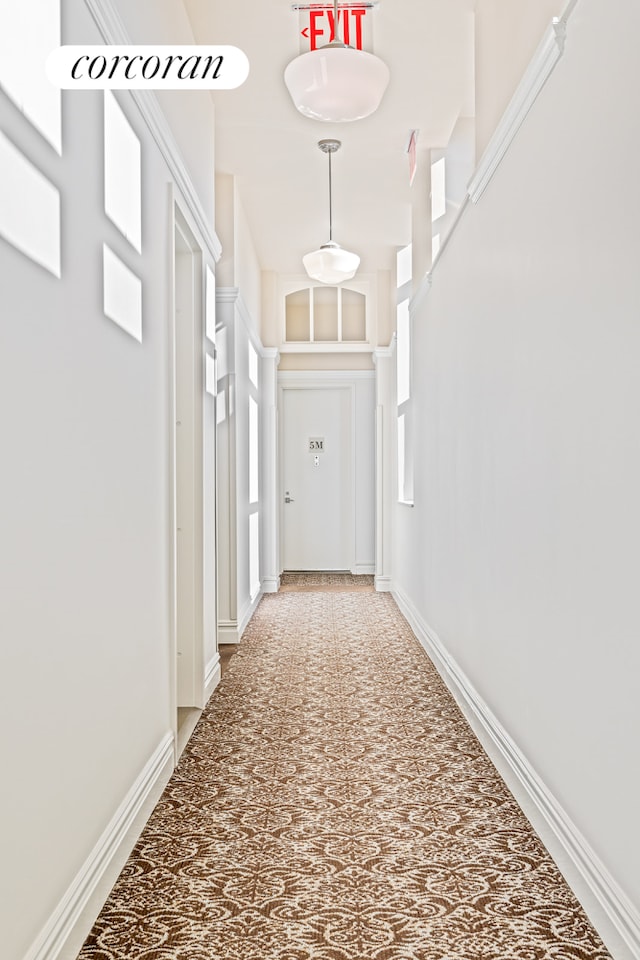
[392,0,640,950]
[0,1,217,957]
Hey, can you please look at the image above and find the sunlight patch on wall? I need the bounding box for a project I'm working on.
[216,327,228,380]
[0,0,62,153]
[249,396,259,504]
[396,298,411,407]
[205,353,217,397]
[431,157,446,222]
[103,244,142,341]
[249,511,260,600]
[205,264,216,343]
[216,387,227,425]
[248,340,259,390]
[104,92,142,253]
[396,243,412,289]
[0,132,61,277]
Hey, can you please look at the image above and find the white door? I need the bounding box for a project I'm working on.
[282,387,352,570]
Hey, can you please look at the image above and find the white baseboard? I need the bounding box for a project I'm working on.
[204,652,221,702]
[218,592,263,645]
[218,620,239,644]
[352,564,376,575]
[392,585,640,960]
[25,733,174,960]
[262,576,280,594]
[375,575,392,592]
[238,590,263,638]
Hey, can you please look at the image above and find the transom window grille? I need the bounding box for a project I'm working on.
[285,285,366,344]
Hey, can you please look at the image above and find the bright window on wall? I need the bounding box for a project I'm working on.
[396,244,414,505]
[248,340,260,600]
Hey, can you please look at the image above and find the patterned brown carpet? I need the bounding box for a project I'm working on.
[77,585,611,960]
[279,572,375,592]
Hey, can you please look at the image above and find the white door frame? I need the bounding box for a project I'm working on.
[169,195,207,756]
[278,371,375,574]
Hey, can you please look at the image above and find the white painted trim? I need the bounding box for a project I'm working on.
[238,588,263,638]
[216,287,270,359]
[278,370,376,385]
[375,575,392,592]
[353,564,375,575]
[410,270,433,314]
[204,652,221,702]
[24,734,174,960]
[218,621,240,644]
[468,19,566,204]
[84,0,222,263]
[373,342,395,362]
[278,342,374,355]
[262,576,281,594]
[392,585,640,960]
[429,195,470,273]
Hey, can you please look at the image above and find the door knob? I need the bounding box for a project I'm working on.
[284,495,295,503]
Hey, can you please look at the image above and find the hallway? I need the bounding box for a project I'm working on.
[2,1,640,958]
[77,578,610,960]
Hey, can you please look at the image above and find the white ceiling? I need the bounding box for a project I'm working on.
[183,0,475,276]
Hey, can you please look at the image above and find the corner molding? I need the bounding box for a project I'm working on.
[216,287,269,358]
[375,576,392,592]
[468,19,566,204]
[204,652,221,702]
[84,0,222,263]
[238,590,263,638]
[218,620,240,644]
[373,341,395,363]
[278,370,376,385]
[410,271,433,314]
[391,586,640,960]
[262,576,281,594]
[25,733,174,960]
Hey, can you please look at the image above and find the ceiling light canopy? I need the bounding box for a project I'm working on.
[303,139,360,285]
[284,0,389,123]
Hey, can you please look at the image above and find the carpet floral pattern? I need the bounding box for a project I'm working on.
[78,590,611,960]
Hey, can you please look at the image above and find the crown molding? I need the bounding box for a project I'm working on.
[215,286,272,359]
[467,18,566,204]
[84,0,222,263]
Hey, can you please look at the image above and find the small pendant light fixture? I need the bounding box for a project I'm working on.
[303,139,360,284]
[284,0,389,123]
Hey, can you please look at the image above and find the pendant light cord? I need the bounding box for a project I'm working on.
[328,148,333,242]
[333,0,343,45]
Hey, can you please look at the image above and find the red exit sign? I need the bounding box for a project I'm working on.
[294,4,374,52]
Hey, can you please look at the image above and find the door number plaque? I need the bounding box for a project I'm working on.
[309,438,324,452]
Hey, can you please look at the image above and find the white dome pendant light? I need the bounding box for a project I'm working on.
[284,0,389,123]
[303,139,360,284]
